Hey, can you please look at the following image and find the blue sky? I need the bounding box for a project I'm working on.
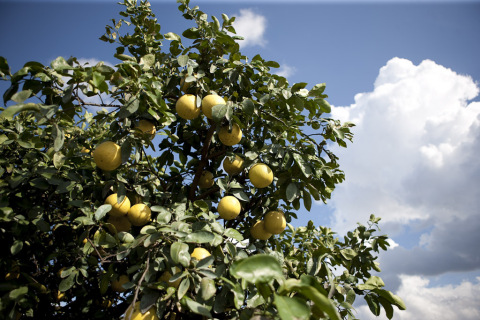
[1,0,480,319]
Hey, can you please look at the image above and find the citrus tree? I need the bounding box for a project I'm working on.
[0,0,405,319]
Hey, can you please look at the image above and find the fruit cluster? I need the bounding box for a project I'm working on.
[176,91,287,239]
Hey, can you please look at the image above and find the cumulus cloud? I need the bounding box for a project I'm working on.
[326,57,480,286]
[276,63,296,78]
[355,275,480,320]
[232,9,267,47]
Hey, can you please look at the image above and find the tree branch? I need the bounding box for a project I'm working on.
[188,125,216,202]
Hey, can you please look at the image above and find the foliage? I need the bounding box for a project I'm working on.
[0,0,404,319]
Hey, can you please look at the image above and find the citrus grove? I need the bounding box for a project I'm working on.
[0,0,405,319]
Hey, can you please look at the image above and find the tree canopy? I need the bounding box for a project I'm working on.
[0,0,405,319]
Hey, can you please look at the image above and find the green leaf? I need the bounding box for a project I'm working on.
[211,104,227,123]
[365,294,381,316]
[0,103,40,120]
[53,124,64,152]
[274,294,310,320]
[265,60,280,68]
[9,286,28,300]
[365,276,385,288]
[95,204,112,221]
[303,190,312,211]
[178,55,189,67]
[293,153,312,178]
[309,83,326,97]
[177,277,190,300]
[164,32,181,41]
[378,296,395,319]
[375,289,406,311]
[230,254,283,284]
[200,278,216,301]
[0,56,10,78]
[231,189,249,202]
[140,54,155,69]
[224,228,244,241]
[241,99,255,115]
[182,296,212,318]
[11,90,32,103]
[53,152,65,169]
[340,248,357,261]
[318,99,331,113]
[286,182,299,202]
[296,285,341,320]
[51,56,73,71]
[185,231,215,244]
[11,240,23,255]
[170,242,191,267]
[292,82,308,92]
[151,206,171,224]
[59,273,76,292]
[116,97,139,118]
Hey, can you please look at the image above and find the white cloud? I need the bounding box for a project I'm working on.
[328,57,480,232]
[325,58,480,291]
[355,275,480,320]
[232,9,267,47]
[276,64,296,78]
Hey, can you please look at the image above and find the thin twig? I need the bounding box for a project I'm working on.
[127,251,151,320]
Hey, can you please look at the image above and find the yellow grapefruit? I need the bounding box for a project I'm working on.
[176,94,200,120]
[125,301,159,320]
[264,210,286,234]
[136,120,156,139]
[248,163,273,188]
[198,171,215,189]
[105,193,131,217]
[218,123,242,146]
[93,141,122,171]
[111,274,129,293]
[223,155,244,175]
[158,267,182,289]
[201,94,226,119]
[107,215,132,233]
[127,204,151,226]
[191,248,211,261]
[217,196,241,220]
[250,220,272,240]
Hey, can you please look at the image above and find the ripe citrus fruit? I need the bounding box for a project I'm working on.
[105,193,131,217]
[218,123,242,146]
[107,215,132,233]
[223,155,244,175]
[201,94,226,119]
[111,274,129,293]
[264,210,286,234]
[176,94,200,120]
[158,267,182,289]
[198,171,214,189]
[125,301,159,320]
[127,204,151,226]
[250,220,272,240]
[191,248,211,261]
[217,196,241,220]
[248,163,274,188]
[136,119,156,139]
[93,141,122,171]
